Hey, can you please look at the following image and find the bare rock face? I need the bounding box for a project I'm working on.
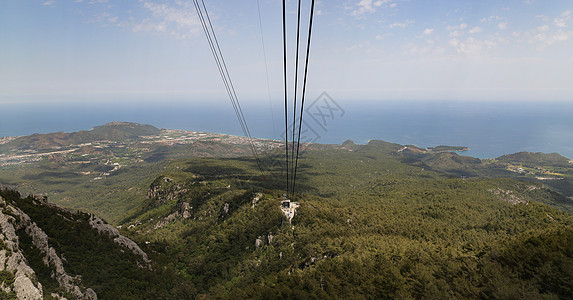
[89,215,150,265]
[255,237,263,249]
[488,188,527,205]
[1,194,148,299]
[9,203,94,299]
[146,177,187,206]
[0,196,44,299]
[251,193,262,208]
[12,273,43,300]
[180,202,192,219]
[153,201,193,230]
[89,215,120,236]
[1,196,99,299]
[84,288,98,300]
[113,236,150,264]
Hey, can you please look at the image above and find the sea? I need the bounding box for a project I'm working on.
[1,99,572,159]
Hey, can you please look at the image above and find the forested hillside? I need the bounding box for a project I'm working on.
[116,140,573,299]
[2,128,573,298]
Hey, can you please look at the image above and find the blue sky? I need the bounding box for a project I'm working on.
[1,0,572,104]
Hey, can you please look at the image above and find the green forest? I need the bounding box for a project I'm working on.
[1,139,573,299]
[117,141,573,299]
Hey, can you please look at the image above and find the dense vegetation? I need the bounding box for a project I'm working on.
[2,124,573,298]
[117,141,573,298]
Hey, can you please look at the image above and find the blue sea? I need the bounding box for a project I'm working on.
[1,98,572,159]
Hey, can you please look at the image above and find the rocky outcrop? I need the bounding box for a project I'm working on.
[180,202,192,219]
[255,233,274,249]
[89,215,150,265]
[488,188,528,205]
[146,177,188,206]
[89,215,120,236]
[251,193,262,208]
[153,201,193,230]
[8,203,97,299]
[0,196,43,299]
[113,236,150,264]
[1,193,153,299]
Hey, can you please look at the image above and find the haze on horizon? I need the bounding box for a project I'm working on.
[1,0,572,104]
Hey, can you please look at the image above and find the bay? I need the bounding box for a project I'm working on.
[1,99,572,159]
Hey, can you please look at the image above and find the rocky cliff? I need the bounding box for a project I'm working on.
[0,190,154,298]
[0,197,43,299]
[0,195,97,299]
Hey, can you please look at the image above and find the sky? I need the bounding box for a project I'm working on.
[1,0,572,104]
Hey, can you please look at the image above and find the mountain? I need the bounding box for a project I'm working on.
[1,124,573,221]
[89,122,162,140]
[0,122,161,152]
[115,141,573,298]
[497,151,572,167]
[1,124,573,298]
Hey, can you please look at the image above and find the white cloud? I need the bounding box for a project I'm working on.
[449,30,460,37]
[423,28,434,35]
[448,37,496,56]
[388,19,414,29]
[447,23,473,38]
[554,10,571,28]
[469,26,482,34]
[447,23,468,31]
[553,31,571,42]
[132,1,200,39]
[554,18,567,28]
[535,15,550,22]
[481,15,500,23]
[42,0,56,6]
[533,30,572,46]
[526,10,573,49]
[375,33,392,40]
[524,18,573,50]
[482,15,510,30]
[352,0,392,16]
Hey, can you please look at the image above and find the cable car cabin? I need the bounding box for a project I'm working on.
[282,199,291,208]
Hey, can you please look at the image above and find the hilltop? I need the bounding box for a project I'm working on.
[0,122,161,151]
